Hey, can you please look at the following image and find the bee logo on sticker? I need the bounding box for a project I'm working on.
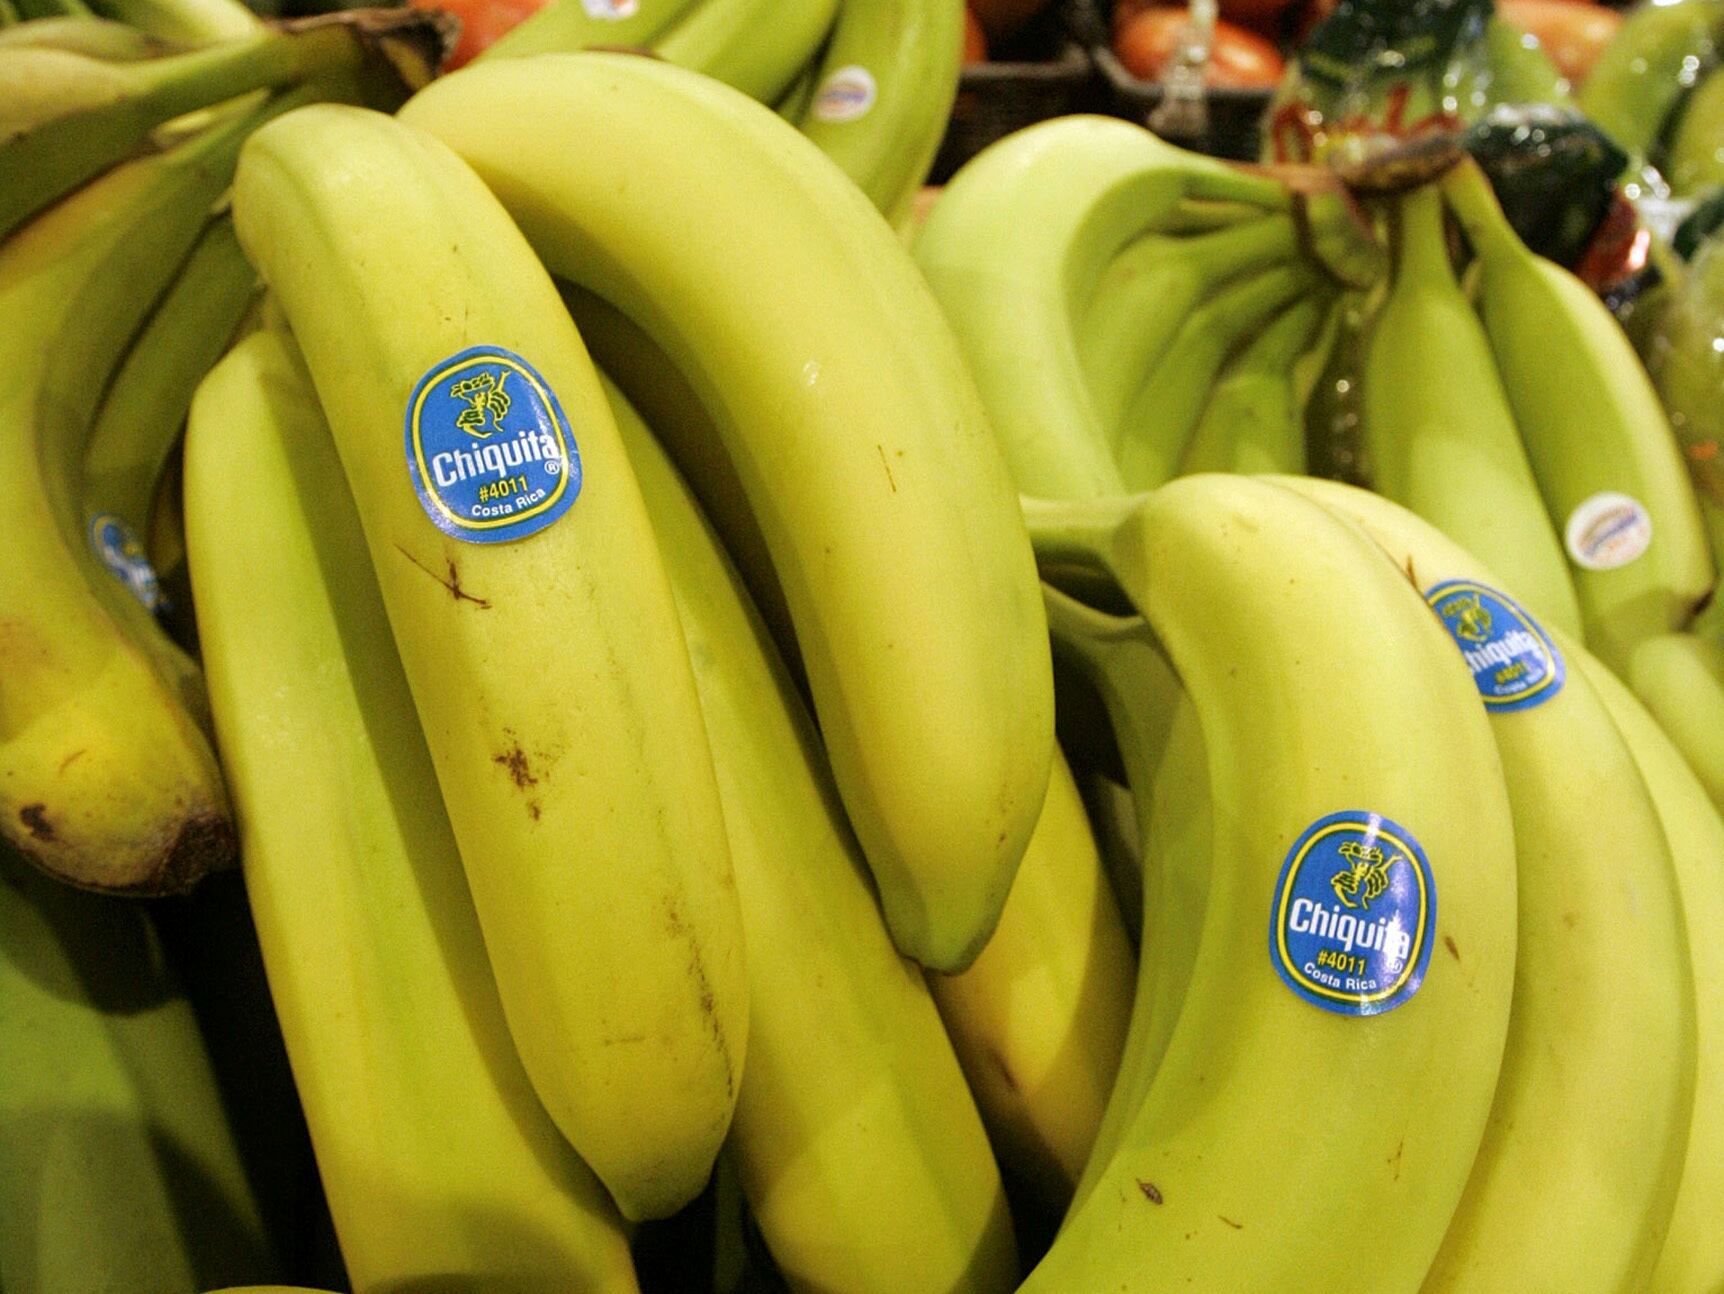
[1426,579,1564,713]
[404,346,582,545]
[88,513,162,612]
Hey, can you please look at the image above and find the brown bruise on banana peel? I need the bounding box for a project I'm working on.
[394,542,491,609]
[662,891,735,1103]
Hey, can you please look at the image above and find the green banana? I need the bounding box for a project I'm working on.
[85,0,255,43]
[1178,293,1333,476]
[791,0,963,225]
[1581,654,1724,1294]
[402,53,1054,974]
[1363,182,1584,638]
[1021,476,1518,1292]
[0,14,176,56]
[1479,13,1572,108]
[770,53,818,119]
[0,844,277,1293]
[652,0,839,105]
[484,0,697,60]
[184,324,639,1293]
[925,748,1135,1216]
[608,374,1019,1294]
[1668,62,1724,194]
[1623,631,1724,810]
[14,0,91,22]
[913,114,1295,498]
[232,102,748,1223]
[0,0,20,24]
[1578,0,1724,168]
[1114,262,1324,490]
[0,91,319,893]
[1279,476,1695,1294]
[1441,157,1714,671]
[0,13,430,243]
[84,214,256,617]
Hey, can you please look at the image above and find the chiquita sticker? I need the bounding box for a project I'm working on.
[1564,491,1652,570]
[1269,811,1436,1017]
[1425,579,1565,713]
[88,513,162,612]
[813,66,877,122]
[404,346,581,544]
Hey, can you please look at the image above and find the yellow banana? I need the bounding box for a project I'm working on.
[401,53,1053,973]
[925,749,1135,1216]
[184,323,639,1292]
[651,0,838,104]
[1279,476,1695,1294]
[1020,475,1518,1292]
[231,103,747,1222]
[607,373,1018,1294]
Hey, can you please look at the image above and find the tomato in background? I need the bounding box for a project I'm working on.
[1497,0,1621,84]
[963,7,989,63]
[1114,7,1286,87]
[410,0,546,68]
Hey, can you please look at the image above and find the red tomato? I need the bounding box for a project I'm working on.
[1114,7,1286,88]
[410,0,546,69]
[963,7,990,63]
[1497,0,1622,84]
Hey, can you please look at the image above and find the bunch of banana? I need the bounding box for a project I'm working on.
[1579,0,1724,195]
[483,0,961,226]
[0,0,438,893]
[913,114,1384,501]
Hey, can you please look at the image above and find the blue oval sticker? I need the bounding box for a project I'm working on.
[1425,579,1564,713]
[1269,811,1435,1017]
[89,513,162,612]
[404,346,581,544]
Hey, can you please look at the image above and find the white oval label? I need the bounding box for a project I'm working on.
[813,66,877,122]
[1564,492,1652,571]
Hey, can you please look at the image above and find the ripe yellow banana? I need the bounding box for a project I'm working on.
[1020,475,1518,1292]
[912,115,1294,497]
[1363,183,1583,639]
[1278,476,1695,1294]
[791,0,963,225]
[184,323,638,1293]
[1622,631,1724,811]
[925,749,1135,1216]
[402,53,1053,974]
[652,0,838,104]
[0,844,276,1292]
[0,91,313,892]
[607,373,1018,1294]
[1440,157,1715,672]
[231,102,747,1222]
[1579,654,1724,1294]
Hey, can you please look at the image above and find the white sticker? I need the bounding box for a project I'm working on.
[1564,492,1653,570]
[580,0,637,17]
[813,66,877,122]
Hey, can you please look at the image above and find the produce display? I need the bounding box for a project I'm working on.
[6,0,1724,1291]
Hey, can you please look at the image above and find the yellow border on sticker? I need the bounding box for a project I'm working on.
[1427,580,1561,707]
[1274,820,1428,1005]
[409,352,571,532]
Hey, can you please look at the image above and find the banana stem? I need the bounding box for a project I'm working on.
[1393,184,1457,290]
[1439,156,1522,262]
[133,21,368,119]
[1021,493,1143,579]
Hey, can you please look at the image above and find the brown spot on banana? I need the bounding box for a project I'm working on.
[394,543,491,608]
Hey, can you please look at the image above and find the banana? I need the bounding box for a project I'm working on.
[1578,654,1724,1294]
[770,54,818,119]
[0,0,19,23]
[1114,261,1325,490]
[0,844,276,1293]
[1178,294,1333,476]
[184,324,638,1293]
[1440,157,1714,672]
[231,102,747,1222]
[1623,631,1724,811]
[1277,476,1695,1294]
[0,13,176,56]
[1363,183,1584,638]
[483,0,697,60]
[14,0,91,21]
[924,748,1135,1216]
[912,114,1295,498]
[401,53,1053,974]
[85,0,255,42]
[0,12,431,243]
[791,0,964,225]
[652,0,839,105]
[607,373,1018,1294]
[84,213,256,618]
[0,91,319,893]
[1019,476,1518,1293]
[1667,62,1724,194]
[1578,0,1724,169]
